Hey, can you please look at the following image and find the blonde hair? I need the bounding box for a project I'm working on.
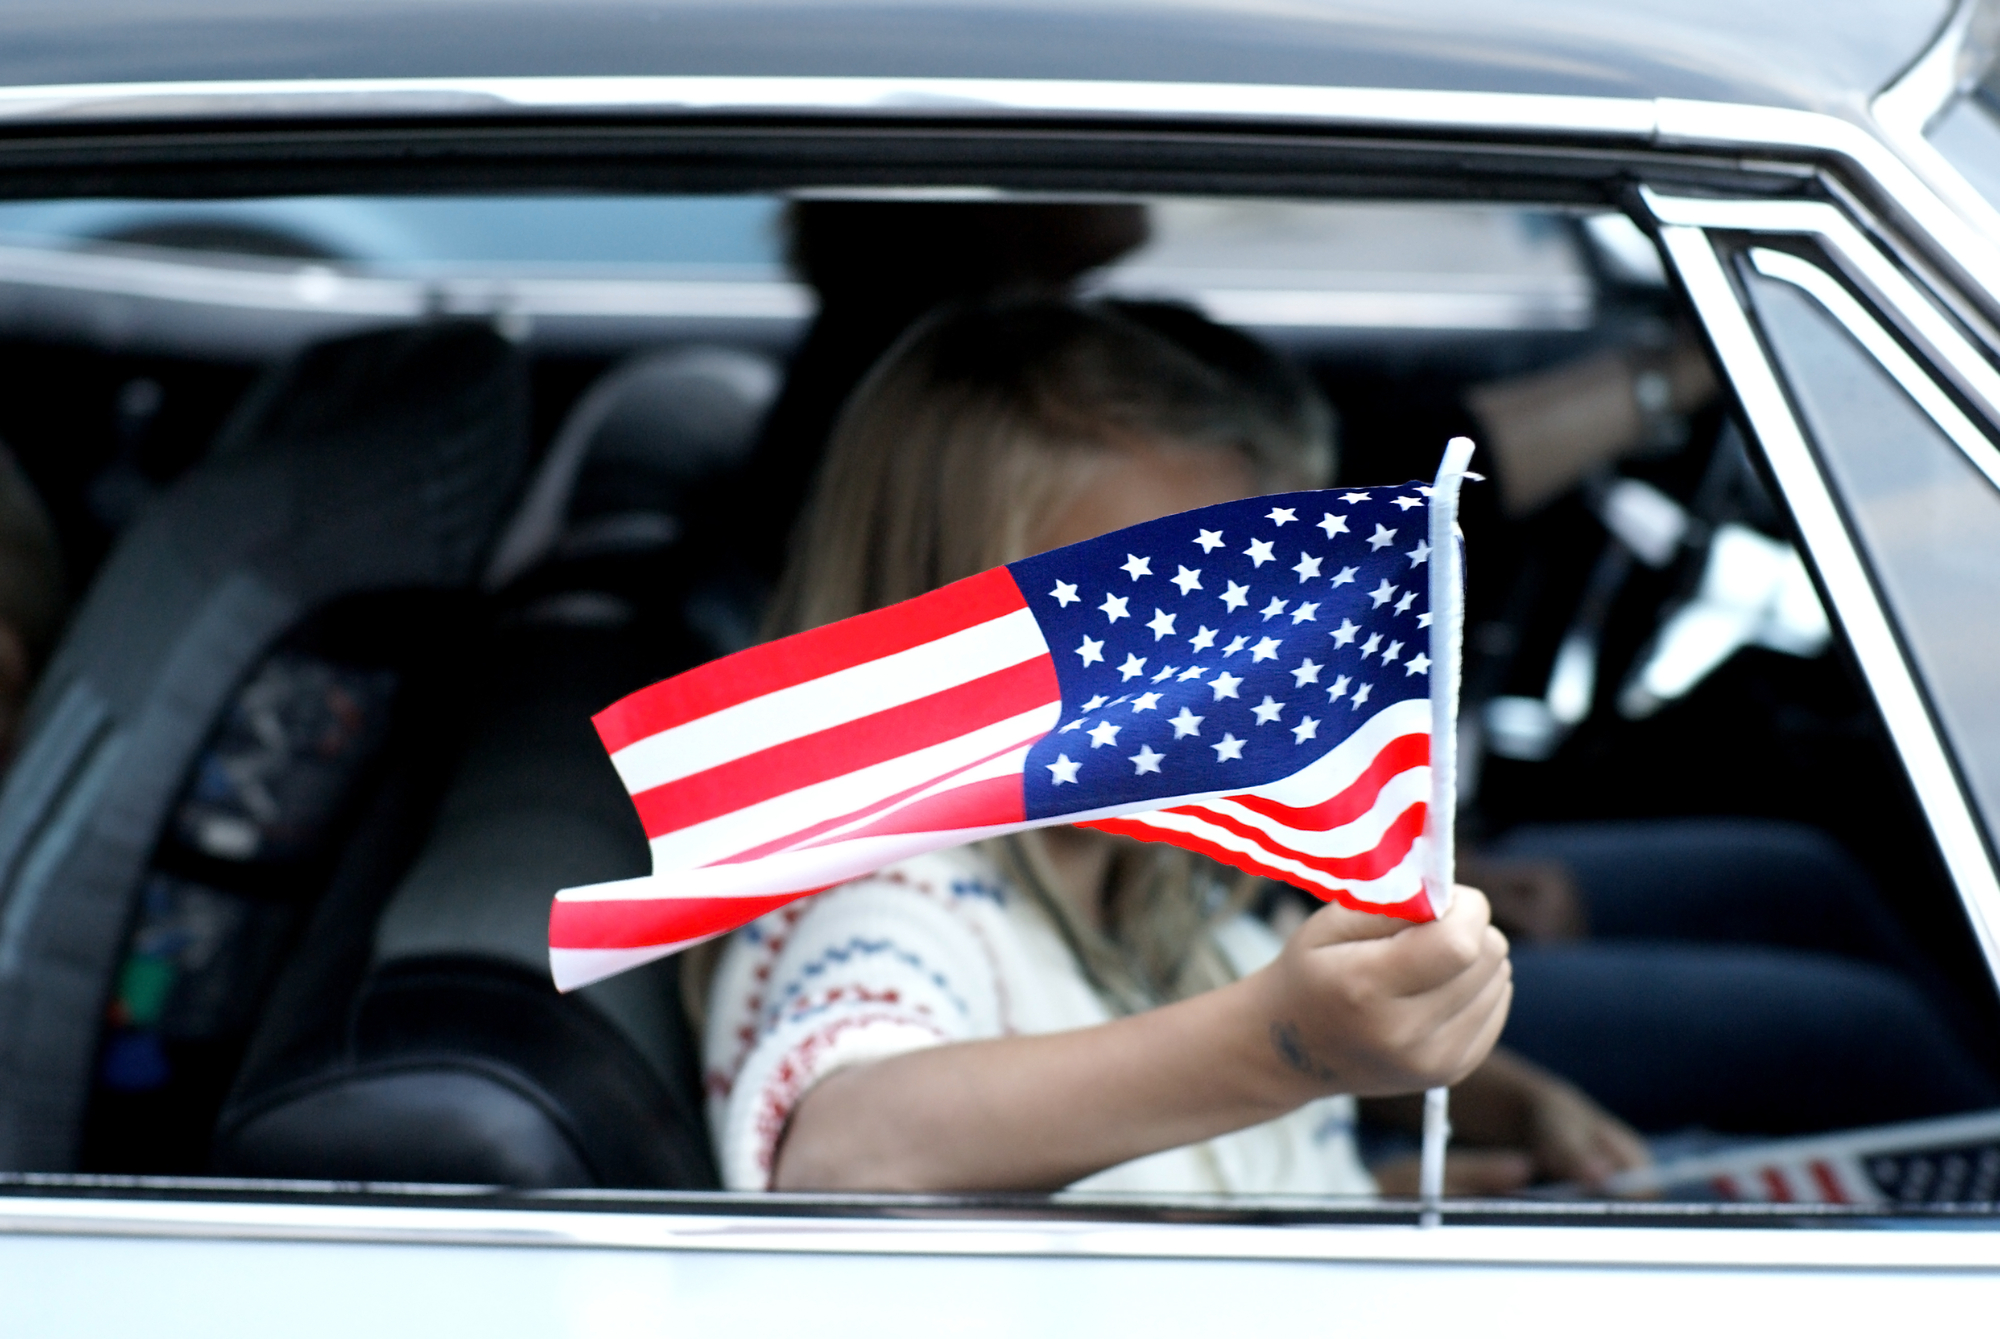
[744,300,1334,1012]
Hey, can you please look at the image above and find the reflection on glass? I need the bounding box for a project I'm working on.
[1745,267,2000,842]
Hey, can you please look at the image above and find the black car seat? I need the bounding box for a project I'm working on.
[208,345,773,1189]
[0,320,532,1172]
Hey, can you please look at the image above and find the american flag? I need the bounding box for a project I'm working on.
[1604,1109,2000,1206]
[548,443,1474,991]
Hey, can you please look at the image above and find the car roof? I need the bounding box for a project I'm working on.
[0,0,1950,116]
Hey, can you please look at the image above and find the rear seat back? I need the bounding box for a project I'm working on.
[209,348,742,1189]
[0,320,531,1171]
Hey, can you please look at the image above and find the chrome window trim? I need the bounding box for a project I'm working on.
[1641,192,2000,455]
[0,75,1660,139]
[0,74,1982,322]
[2,1193,1999,1267]
[1656,223,2000,982]
[1746,245,2000,493]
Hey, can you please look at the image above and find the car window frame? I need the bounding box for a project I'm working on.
[1646,192,2000,988]
[0,73,1997,1254]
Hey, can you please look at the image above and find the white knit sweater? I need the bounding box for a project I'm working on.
[703,844,1375,1196]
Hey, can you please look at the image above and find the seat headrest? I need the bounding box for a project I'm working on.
[483,345,777,588]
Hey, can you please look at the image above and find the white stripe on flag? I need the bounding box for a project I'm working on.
[1118,805,1430,905]
[609,606,1050,793]
[644,703,1059,869]
[1242,696,1431,808]
[1192,764,1432,856]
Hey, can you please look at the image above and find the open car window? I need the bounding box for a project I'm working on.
[0,183,1994,1220]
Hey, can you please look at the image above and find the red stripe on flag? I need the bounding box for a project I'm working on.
[1808,1160,1849,1204]
[1760,1168,1794,1202]
[1162,800,1428,883]
[593,567,1029,754]
[548,889,815,951]
[629,656,1059,840]
[1082,816,1436,921]
[1225,733,1430,832]
[795,773,1026,848]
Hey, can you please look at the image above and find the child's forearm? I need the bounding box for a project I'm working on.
[772,970,1298,1192]
[771,888,1513,1192]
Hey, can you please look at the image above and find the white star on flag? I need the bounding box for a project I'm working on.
[1172,566,1203,594]
[1245,538,1275,566]
[1405,652,1432,676]
[1210,671,1243,700]
[1293,552,1323,582]
[1177,665,1208,681]
[1260,597,1289,620]
[1370,579,1398,608]
[1407,540,1432,567]
[1168,706,1203,737]
[1290,601,1319,624]
[1395,591,1417,614]
[1118,653,1146,680]
[1081,694,1108,710]
[1251,695,1285,724]
[1121,553,1152,579]
[1317,512,1349,538]
[1292,716,1320,744]
[1291,657,1323,687]
[1340,491,1371,503]
[1189,625,1217,651]
[1251,637,1282,663]
[1147,608,1177,640]
[1087,721,1121,748]
[1100,592,1130,621]
[1223,635,1248,655]
[1131,691,1162,712]
[1129,744,1165,775]
[1383,640,1403,665]
[1220,581,1250,611]
[1393,495,1423,511]
[1212,733,1246,761]
[1267,506,1297,526]
[1367,524,1397,551]
[1077,636,1104,665]
[1050,580,1079,606]
[1351,683,1373,710]
[1326,674,1350,701]
[1150,663,1178,682]
[1331,566,1358,587]
[1194,529,1224,552]
[1418,611,1435,628]
[1360,633,1382,658]
[1046,754,1080,784]
[1330,618,1358,646]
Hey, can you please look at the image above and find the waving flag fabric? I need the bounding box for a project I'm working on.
[548,441,1474,991]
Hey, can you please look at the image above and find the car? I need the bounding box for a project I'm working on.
[3,0,2000,1331]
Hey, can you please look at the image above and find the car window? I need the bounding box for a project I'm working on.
[0,189,1991,1213]
[1741,253,2000,853]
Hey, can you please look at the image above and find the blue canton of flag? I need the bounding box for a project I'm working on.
[1014,486,1437,817]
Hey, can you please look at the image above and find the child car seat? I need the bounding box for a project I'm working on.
[0,320,531,1171]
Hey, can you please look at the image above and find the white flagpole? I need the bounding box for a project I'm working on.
[1419,436,1476,1226]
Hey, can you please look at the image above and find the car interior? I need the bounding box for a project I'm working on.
[0,187,1992,1199]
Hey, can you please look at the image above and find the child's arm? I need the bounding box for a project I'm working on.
[772,888,1512,1193]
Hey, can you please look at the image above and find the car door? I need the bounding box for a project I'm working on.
[5,66,2000,1336]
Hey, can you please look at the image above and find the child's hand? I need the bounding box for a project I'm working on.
[1251,885,1512,1103]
